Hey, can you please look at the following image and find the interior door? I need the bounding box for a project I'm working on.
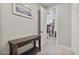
[40,6,47,46]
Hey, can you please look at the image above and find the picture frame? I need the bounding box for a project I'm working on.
[13,3,32,19]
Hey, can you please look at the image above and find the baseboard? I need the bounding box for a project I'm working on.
[56,44,74,53]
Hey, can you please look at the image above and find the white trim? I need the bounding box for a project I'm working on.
[58,45,72,50]
[57,45,74,54]
[55,5,59,46]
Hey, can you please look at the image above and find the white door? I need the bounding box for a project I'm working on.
[40,6,47,46]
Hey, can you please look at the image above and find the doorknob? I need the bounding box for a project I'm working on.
[40,31,43,33]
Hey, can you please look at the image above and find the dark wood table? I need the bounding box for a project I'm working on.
[8,35,41,55]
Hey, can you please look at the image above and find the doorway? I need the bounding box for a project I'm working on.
[47,7,57,39]
[40,5,58,47]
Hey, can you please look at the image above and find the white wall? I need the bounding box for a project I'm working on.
[0,4,2,54]
[0,3,39,54]
[71,4,79,54]
[57,4,71,48]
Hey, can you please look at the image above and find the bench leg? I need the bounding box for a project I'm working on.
[34,41,36,48]
[39,39,41,51]
[10,45,17,55]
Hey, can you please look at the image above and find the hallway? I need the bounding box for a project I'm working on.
[37,37,74,55]
[0,3,79,55]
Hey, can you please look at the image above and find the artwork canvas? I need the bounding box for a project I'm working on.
[13,3,32,18]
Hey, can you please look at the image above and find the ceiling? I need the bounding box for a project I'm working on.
[40,3,58,8]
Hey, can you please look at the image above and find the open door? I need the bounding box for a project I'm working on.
[40,6,47,47]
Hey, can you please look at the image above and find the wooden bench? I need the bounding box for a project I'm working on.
[8,35,41,55]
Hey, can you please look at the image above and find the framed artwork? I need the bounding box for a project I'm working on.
[13,3,32,18]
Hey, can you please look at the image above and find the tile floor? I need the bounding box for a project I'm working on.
[37,37,74,55]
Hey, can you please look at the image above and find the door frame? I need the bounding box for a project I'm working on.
[55,6,58,45]
[38,5,58,46]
